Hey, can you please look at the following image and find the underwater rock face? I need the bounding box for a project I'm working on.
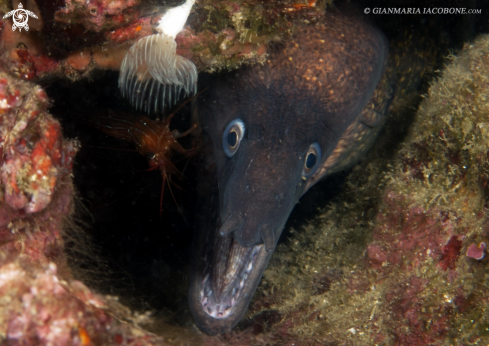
[54,0,142,33]
[0,0,330,82]
[0,70,76,227]
[0,69,182,346]
[2,2,489,345]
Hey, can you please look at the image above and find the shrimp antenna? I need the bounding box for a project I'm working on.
[165,175,188,225]
[159,173,166,218]
[163,87,208,124]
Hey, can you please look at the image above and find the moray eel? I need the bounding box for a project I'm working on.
[189,13,392,335]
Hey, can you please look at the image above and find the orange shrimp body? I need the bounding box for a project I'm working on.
[287,0,316,11]
[86,112,196,215]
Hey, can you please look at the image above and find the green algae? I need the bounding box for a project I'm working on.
[190,0,333,72]
[0,0,9,14]
[196,0,331,42]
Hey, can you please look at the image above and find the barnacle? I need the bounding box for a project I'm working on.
[118,0,197,113]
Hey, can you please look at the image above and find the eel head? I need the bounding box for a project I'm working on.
[189,15,388,335]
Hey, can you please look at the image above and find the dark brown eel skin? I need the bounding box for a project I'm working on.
[189,13,392,335]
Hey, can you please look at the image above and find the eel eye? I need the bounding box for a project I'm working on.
[302,142,321,178]
[145,152,156,160]
[223,119,245,157]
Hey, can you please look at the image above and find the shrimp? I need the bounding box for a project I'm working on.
[286,0,316,11]
[83,111,196,216]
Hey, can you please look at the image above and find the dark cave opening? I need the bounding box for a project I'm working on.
[49,72,198,322]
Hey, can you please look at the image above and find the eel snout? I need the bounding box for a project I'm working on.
[218,140,303,249]
[189,142,305,334]
[219,213,277,250]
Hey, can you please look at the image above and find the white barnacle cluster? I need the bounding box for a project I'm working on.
[119,0,197,113]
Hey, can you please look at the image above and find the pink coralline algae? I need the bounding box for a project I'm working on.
[0,69,164,346]
[1,262,109,345]
[0,71,77,225]
[1,0,158,80]
[105,16,154,44]
[385,277,450,345]
[466,242,486,260]
[440,235,464,270]
[367,192,459,272]
[54,0,141,33]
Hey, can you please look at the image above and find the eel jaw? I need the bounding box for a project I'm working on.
[200,244,262,318]
[189,234,274,335]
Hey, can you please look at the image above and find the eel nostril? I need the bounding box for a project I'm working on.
[219,214,242,237]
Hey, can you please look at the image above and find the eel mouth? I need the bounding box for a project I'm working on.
[189,226,274,335]
[199,243,262,319]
